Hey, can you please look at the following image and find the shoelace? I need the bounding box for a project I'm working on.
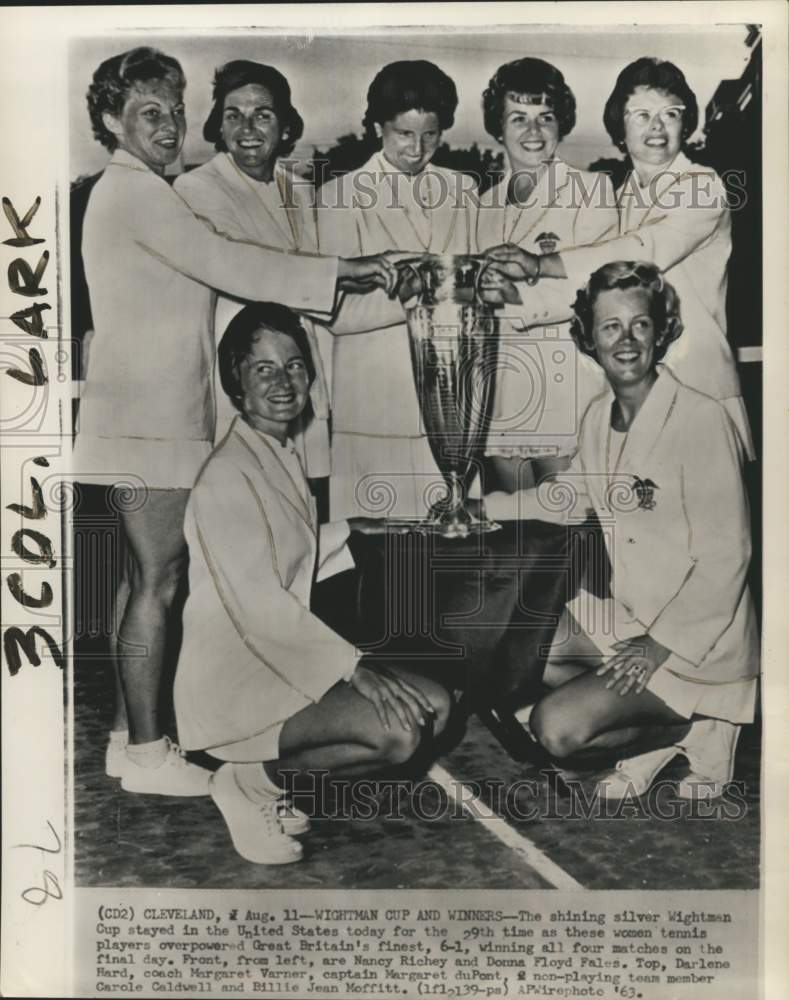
[163,737,191,766]
[261,800,291,838]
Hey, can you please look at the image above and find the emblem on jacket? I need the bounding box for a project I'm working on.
[535,231,559,254]
[632,475,659,510]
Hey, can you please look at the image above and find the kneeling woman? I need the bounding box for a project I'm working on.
[174,303,450,863]
[485,262,758,798]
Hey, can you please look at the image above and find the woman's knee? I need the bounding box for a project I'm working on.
[378,723,421,767]
[130,550,187,604]
[530,700,586,760]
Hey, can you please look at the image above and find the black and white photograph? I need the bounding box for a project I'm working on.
[1,4,787,999]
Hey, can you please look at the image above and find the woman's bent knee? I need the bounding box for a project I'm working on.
[530,701,585,759]
[379,724,421,767]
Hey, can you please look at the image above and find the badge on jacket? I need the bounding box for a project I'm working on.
[632,475,659,510]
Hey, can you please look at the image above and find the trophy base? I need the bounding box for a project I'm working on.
[382,517,502,539]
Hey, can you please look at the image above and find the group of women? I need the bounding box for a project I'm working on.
[76,45,758,865]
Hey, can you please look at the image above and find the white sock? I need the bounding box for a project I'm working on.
[232,762,283,803]
[109,728,129,746]
[127,737,169,768]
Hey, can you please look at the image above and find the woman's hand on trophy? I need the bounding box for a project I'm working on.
[477,264,523,306]
[484,243,540,283]
[393,264,422,304]
[338,253,399,296]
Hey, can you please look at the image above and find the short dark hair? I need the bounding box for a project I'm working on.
[202,60,304,158]
[482,58,576,141]
[218,302,316,414]
[603,57,699,151]
[570,261,683,363]
[87,47,185,152]
[362,60,458,136]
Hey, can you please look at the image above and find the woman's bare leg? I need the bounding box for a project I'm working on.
[109,543,131,732]
[116,488,189,744]
[267,667,451,783]
[530,669,690,765]
[208,670,452,862]
[540,608,603,691]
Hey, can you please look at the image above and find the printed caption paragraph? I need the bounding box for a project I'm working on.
[77,890,758,999]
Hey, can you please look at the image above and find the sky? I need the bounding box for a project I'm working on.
[69,25,753,180]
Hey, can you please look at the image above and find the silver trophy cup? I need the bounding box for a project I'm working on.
[397,253,500,537]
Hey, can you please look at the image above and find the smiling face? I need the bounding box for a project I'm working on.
[591,287,662,393]
[221,83,283,181]
[500,94,560,173]
[623,86,684,172]
[239,328,310,440]
[103,77,185,174]
[377,109,442,175]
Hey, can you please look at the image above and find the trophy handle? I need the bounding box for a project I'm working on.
[473,256,493,304]
[395,261,424,303]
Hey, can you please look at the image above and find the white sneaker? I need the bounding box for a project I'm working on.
[210,765,303,865]
[105,734,128,779]
[675,719,740,799]
[277,801,310,836]
[120,737,211,797]
[596,745,678,800]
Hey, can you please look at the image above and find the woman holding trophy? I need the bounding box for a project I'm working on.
[474,58,619,491]
[485,57,753,461]
[317,59,470,520]
[75,46,399,797]
[174,59,407,480]
[318,61,552,521]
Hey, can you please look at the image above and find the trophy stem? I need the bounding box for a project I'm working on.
[424,471,499,538]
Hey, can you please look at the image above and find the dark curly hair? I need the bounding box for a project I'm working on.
[482,58,576,142]
[570,261,683,363]
[218,302,316,415]
[202,60,304,158]
[87,47,185,152]
[603,57,699,152]
[362,60,458,136]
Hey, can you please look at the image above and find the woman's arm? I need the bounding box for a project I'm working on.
[130,171,340,313]
[190,460,359,701]
[486,169,729,317]
[510,171,729,294]
[327,287,405,336]
[560,170,730,288]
